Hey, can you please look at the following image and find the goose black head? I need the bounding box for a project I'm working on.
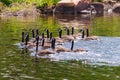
[66,28,70,35]
[41,38,45,47]
[71,27,74,35]
[46,29,49,38]
[86,28,89,37]
[31,29,35,38]
[41,32,44,39]
[50,32,53,40]
[36,29,39,37]
[58,28,62,38]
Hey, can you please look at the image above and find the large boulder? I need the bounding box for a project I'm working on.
[55,0,89,14]
[55,0,104,14]
[113,3,120,13]
[90,2,104,15]
[54,0,75,14]
[75,1,89,13]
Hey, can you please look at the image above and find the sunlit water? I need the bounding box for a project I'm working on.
[20,36,119,66]
[0,14,120,80]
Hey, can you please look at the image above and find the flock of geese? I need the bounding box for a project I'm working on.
[21,27,99,56]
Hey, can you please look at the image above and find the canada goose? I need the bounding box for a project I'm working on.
[71,27,82,39]
[55,28,64,45]
[63,28,75,41]
[51,38,56,49]
[51,38,70,53]
[23,33,38,49]
[26,29,39,43]
[41,38,51,49]
[62,35,75,42]
[25,33,29,45]
[86,28,89,37]
[55,37,64,45]
[22,36,36,49]
[46,32,53,43]
[58,28,62,38]
[31,29,35,38]
[84,28,99,40]
[50,32,52,40]
[41,32,44,39]
[66,28,70,35]
[57,28,75,42]
[46,29,49,38]
[71,40,88,52]
[35,29,39,37]
[26,29,37,44]
[28,29,39,43]
[71,27,74,35]
[37,49,54,56]
[84,36,99,40]
[55,46,70,53]
[41,32,53,43]
[81,30,85,39]
[36,37,54,55]
[27,42,36,49]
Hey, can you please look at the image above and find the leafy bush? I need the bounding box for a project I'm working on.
[0,0,60,7]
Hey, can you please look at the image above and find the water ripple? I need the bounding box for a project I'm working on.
[16,36,120,66]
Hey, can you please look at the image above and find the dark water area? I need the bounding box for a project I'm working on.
[0,14,120,80]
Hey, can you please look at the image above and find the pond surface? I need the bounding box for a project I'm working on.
[0,14,120,80]
[29,36,120,66]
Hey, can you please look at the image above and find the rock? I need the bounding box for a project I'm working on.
[54,1,75,14]
[4,10,13,16]
[113,3,120,13]
[90,2,104,15]
[54,0,92,14]
[76,1,89,13]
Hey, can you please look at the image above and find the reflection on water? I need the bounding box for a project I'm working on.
[56,14,93,28]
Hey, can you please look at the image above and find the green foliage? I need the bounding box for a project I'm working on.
[0,0,60,7]
[0,0,60,13]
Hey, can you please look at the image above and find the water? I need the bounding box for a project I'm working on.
[0,14,120,80]
[26,36,120,66]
